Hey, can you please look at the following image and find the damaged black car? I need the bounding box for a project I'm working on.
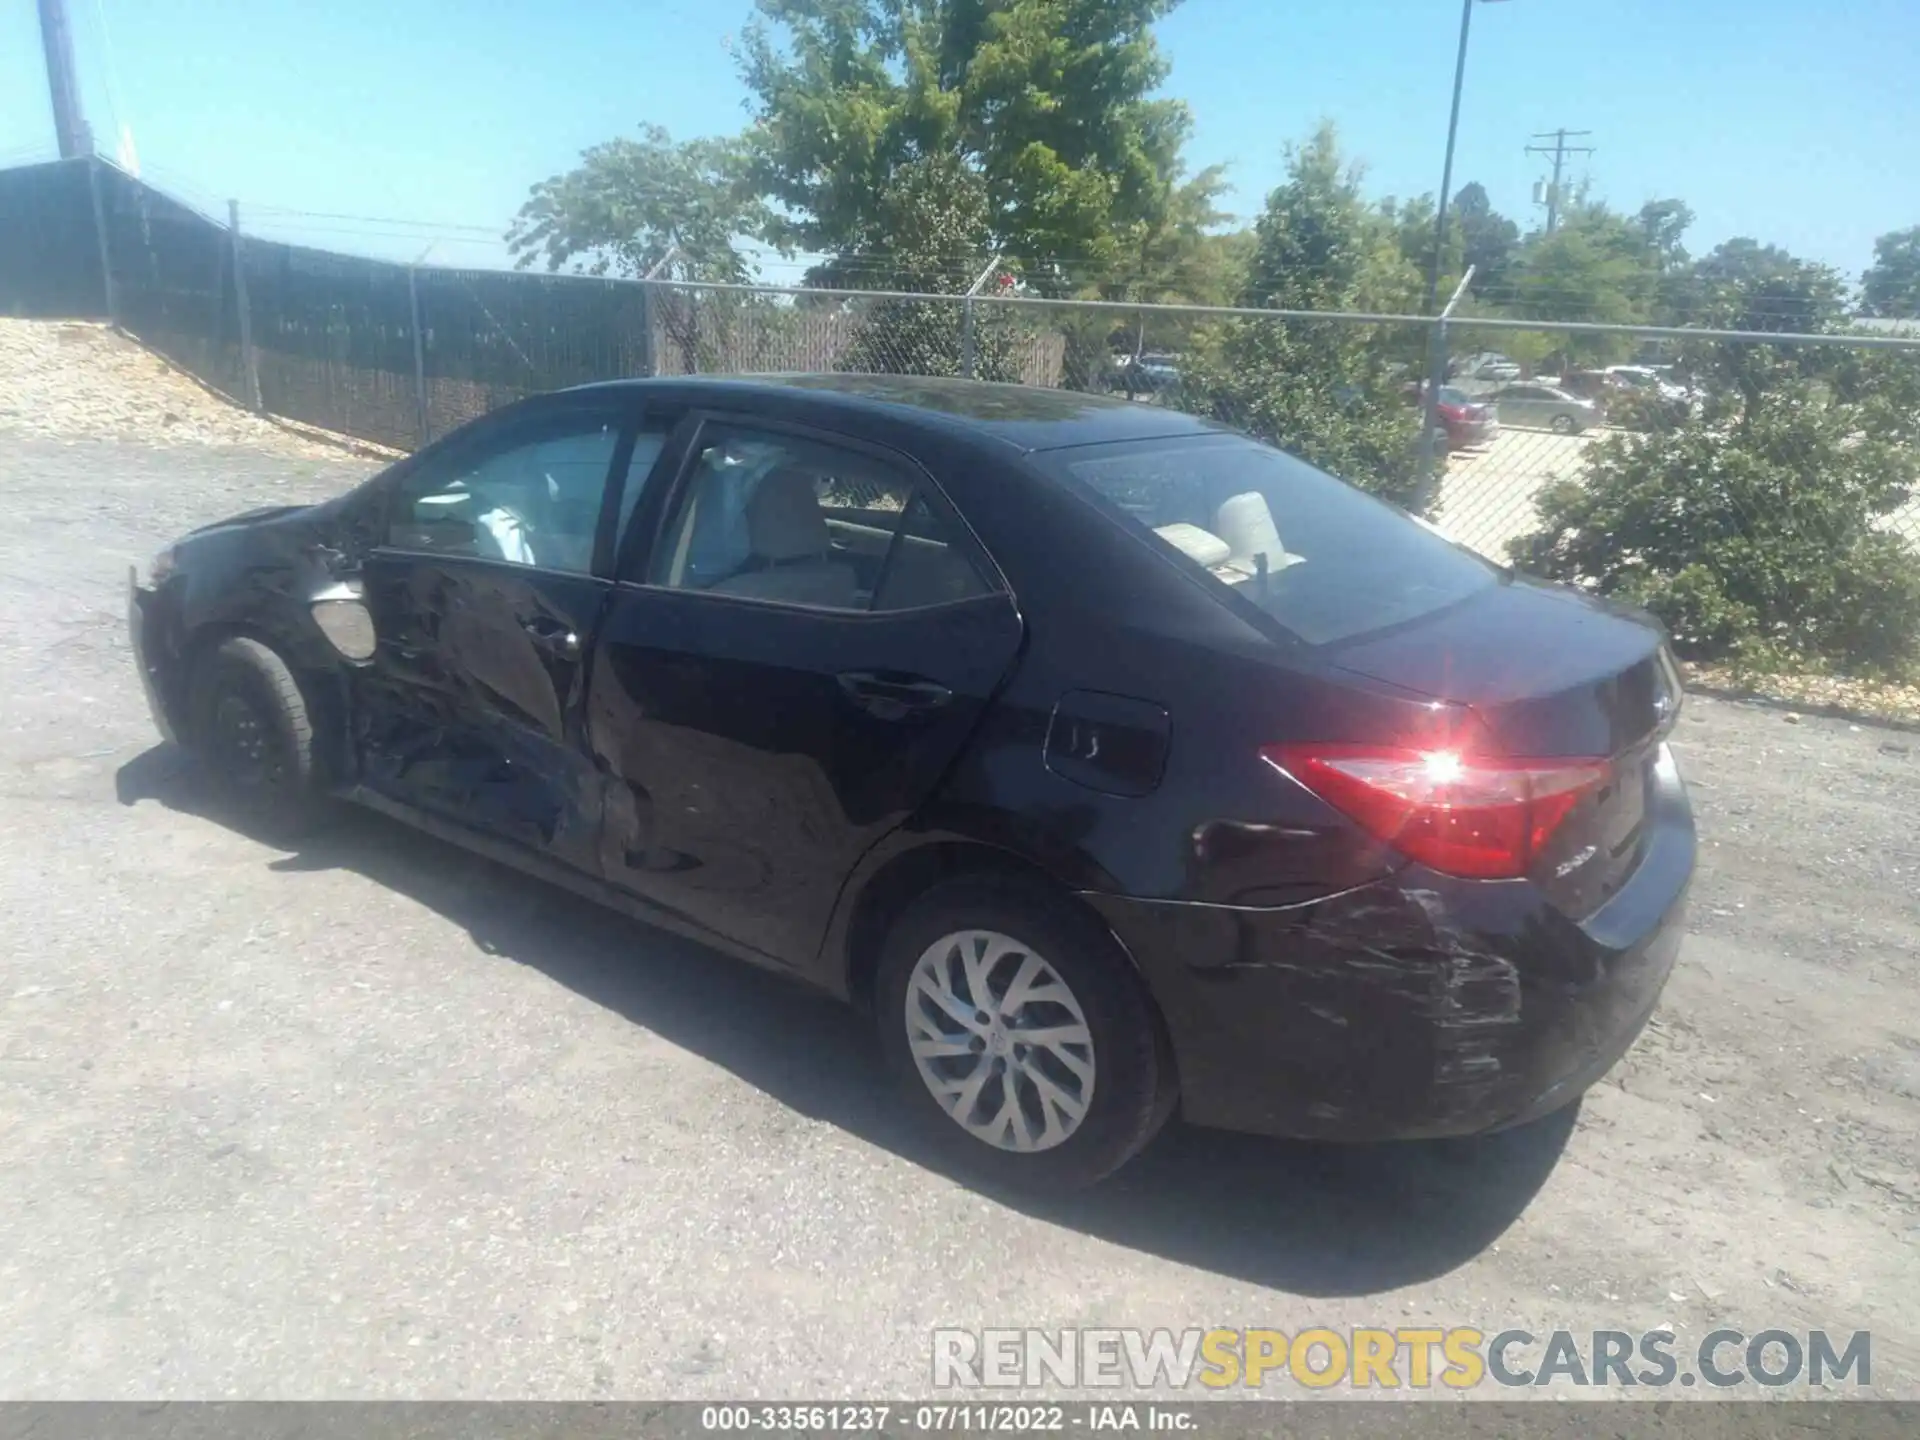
[129,375,1694,1190]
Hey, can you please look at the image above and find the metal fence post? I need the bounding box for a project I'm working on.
[85,155,117,325]
[408,265,430,446]
[1413,264,1476,516]
[227,199,263,412]
[636,280,657,378]
[959,253,1001,381]
[637,248,679,379]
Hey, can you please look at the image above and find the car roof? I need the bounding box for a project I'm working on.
[563,373,1227,454]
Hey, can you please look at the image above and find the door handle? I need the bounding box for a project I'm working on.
[836,670,954,719]
[521,618,581,658]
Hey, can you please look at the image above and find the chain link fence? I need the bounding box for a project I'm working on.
[6,157,1920,674]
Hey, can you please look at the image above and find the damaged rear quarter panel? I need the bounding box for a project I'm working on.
[1087,875,1650,1140]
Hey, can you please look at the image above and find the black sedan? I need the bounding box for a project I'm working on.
[129,375,1694,1190]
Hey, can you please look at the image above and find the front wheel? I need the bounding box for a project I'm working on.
[875,877,1177,1191]
[187,635,326,838]
[1550,414,1580,435]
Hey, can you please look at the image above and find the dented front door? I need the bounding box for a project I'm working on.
[359,558,612,868]
[354,398,642,871]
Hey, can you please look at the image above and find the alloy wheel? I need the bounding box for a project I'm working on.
[903,929,1097,1153]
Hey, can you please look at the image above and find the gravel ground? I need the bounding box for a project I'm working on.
[2,417,1918,1400]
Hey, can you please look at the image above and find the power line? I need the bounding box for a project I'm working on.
[242,205,506,236]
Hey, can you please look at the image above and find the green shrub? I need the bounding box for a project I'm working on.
[1509,390,1920,677]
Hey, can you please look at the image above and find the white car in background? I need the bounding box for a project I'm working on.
[1604,365,1697,407]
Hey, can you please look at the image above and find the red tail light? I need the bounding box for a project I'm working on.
[1263,744,1612,880]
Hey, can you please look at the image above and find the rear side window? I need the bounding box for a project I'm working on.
[645,424,997,612]
[1046,434,1496,646]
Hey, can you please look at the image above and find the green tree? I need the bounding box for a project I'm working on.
[738,0,1191,287]
[1383,193,1443,287]
[1635,198,1696,325]
[1862,225,1920,319]
[1504,203,1658,364]
[1083,164,1238,386]
[507,124,780,376]
[1635,198,1694,270]
[1673,239,1850,409]
[829,152,1030,380]
[1452,182,1519,295]
[1181,124,1423,506]
[506,123,766,282]
[1513,233,1920,678]
[1686,238,1848,333]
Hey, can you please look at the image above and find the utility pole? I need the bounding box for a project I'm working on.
[36,0,94,159]
[1525,128,1595,233]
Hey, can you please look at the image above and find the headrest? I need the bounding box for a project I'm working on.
[746,468,830,562]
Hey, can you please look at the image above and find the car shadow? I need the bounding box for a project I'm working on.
[115,744,1576,1298]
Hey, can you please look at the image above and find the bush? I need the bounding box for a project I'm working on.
[1509,390,1920,677]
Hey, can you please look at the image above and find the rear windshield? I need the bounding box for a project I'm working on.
[1045,433,1498,646]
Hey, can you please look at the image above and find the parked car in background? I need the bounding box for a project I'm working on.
[1452,352,1522,384]
[1603,365,1697,423]
[128,374,1692,1191]
[1411,383,1499,450]
[1552,370,1613,408]
[1485,382,1600,434]
[1114,352,1182,394]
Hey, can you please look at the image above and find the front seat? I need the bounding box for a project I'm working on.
[708,468,860,608]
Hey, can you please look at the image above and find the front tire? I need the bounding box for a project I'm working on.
[1551,414,1579,435]
[875,877,1176,1192]
[187,635,325,837]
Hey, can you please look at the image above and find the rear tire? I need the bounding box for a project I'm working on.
[875,876,1176,1192]
[187,635,326,838]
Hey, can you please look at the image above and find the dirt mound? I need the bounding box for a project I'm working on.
[0,320,396,460]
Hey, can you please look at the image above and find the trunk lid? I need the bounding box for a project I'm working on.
[1325,576,1681,915]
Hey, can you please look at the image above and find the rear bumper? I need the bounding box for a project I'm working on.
[1085,745,1694,1141]
[128,569,182,744]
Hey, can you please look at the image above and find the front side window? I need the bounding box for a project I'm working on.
[387,412,624,574]
[647,425,995,612]
[1044,434,1497,647]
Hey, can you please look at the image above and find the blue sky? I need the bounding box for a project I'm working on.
[2,0,1915,283]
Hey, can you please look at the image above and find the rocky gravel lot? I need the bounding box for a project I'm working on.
[1,333,1918,1402]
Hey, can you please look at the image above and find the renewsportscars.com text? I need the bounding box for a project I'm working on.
[931,1327,1871,1391]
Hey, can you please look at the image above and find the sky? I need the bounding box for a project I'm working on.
[2,0,1916,285]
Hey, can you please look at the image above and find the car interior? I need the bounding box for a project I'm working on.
[390,426,619,574]
[655,434,992,612]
